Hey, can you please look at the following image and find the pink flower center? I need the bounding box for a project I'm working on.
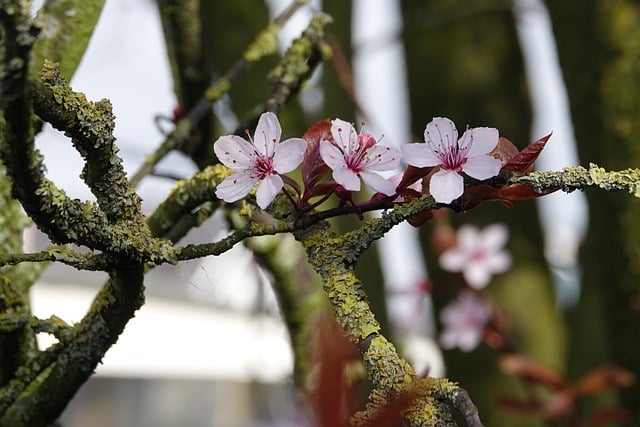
[471,246,488,262]
[439,144,468,172]
[342,133,377,173]
[251,156,275,180]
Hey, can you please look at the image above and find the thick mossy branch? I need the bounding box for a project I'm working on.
[30,0,105,81]
[0,264,145,426]
[147,164,227,240]
[33,60,144,223]
[511,164,640,197]
[293,199,477,426]
[2,33,171,263]
[246,235,316,384]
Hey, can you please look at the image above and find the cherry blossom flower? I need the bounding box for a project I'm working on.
[439,224,512,289]
[401,117,503,203]
[214,112,307,209]
[439,291,492,352]
[319,119,401,196]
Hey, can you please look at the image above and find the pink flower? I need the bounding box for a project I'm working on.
[439,291,491,352]
[439,224,512,289]
[319,119,401,196]
[214,112,307,209]
[401,117,502,204]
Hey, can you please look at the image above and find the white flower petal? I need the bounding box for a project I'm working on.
[319,140,347,170]
[457,225,481,251]
[438,292,491,352]
[333,167,361,191]
[255,174,283,209]
[485,252,512,274]
[360,171,396,196]
[213,135,255,170]
[462,154,502,180]
[439,249,468,272]
[428,169,464,203]
[464,261,492,289]
[330,118,357,154]
[401,143,441,167]
[273,137,307,173]
[480,223,509,250]
[254,112,282,157]
[425,117,458,152]
[439,330,459,350]
[464,126,499,157]
[215,171,257,203]
[363,145,401,171]
[456,330,484,352]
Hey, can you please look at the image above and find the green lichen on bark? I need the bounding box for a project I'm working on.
[30,0,105,81]
[244,22,279,62]
[147,164,227,241]
[0,163,43,389]
[266,12,332,111]
[291,193,481,426]
[511,164,640,197]
[0,264,145,426]
[34,60,144,222]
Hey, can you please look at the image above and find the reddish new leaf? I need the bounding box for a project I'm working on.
[500,354,568,390]
[395,188,423,204]
[490,136,520,165]
[572,365,634,397]
[395,165,433,191]
[309,316,359,427]
[301,120,332,192]
[494,183,558,201]
[500,133,552,174]
[459,183,558,211]
[407,209,434,227]
[499,391,574,420]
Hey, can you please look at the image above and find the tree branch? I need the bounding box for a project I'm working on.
[511,164,640,197]
[30,0,106,81]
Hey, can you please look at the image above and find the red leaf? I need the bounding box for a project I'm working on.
[494,183,558,201]
[498,391,574,420]
[572,365,635,397]
[490,137,520,165]
[500,133,552,174]
[458,183,558,211]
[308,316,359,427]
[407,210,434,227]
[395,165,433,191]
[301,120,332,191]
[500,354,568,390]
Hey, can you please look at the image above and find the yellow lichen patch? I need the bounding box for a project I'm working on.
[244,22,279,62]
[588,163,640,198]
